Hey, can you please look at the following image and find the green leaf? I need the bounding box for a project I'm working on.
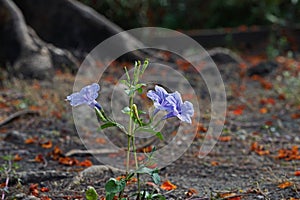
[120,79,130,87]
[135,166,161,184]
[85,186,98,200]
[151,172,161,185]
[124,67,131,83]
[106,193,115,200]
[121,106,131,115]
[137,87,143,94]
[136,166,153,174]
[141,60,149,74]
[154,132,163,140]
[105,178,126,200]
[94,107,108,122]
[99,121,117,130]
[137,127,164,140]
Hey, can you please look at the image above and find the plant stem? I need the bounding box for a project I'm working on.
[126,97,134,174]
[131,122,141,200]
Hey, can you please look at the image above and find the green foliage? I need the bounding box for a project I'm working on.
[135,166,161,184]
[100,60,167,200]
[85,186,99,200]
[105,178,126,200]
[79,0,300,30]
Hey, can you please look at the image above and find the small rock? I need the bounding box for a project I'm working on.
[15,193,26,199]
[23,195,40,200]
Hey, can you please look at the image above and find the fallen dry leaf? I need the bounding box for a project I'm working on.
[160,180,177,191]
[185,188,198,197]
[29,183,39,197]
[250,142,270,156]
[13,154,22,161]
[95,138,107,144]
[40,187,50,192]
[276,146,300,161]
[218,136,232,142]
[58,157,79,166]
[41,140,52,149]
[78,159,92,167]
[259,107,268,114]
[291,113,300,119]
[260,98,275,105]
[34,154,45,163]
[211,161,219,166]
[25,137,38,144]
[278,181,293,189]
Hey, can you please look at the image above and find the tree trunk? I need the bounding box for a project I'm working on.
[0,0,145,79]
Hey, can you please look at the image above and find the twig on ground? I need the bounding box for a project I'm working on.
[0,110,39,127]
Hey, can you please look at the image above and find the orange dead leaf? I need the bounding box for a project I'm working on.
[276,146,300,161]
[230,105,245,116]
[50,146,63,160]
[51,111,62,119]
[176,59,190,71]
[25,137,38,144]
[78,159,93,167]
[29,183,39,197]
[260,98,275,105]
[211,161,219,166]
[295,171,300,176]
[259,107,268,114]
[13,154,22,161]
[0,183,6,188]
[32,82,41,90]
[197,123,207,133]
[278,181,293,189]
[58,157,79,166]
[250,142,270,156]
[160,180,177,191]
[34,154,45,163]
[29,105,41,111]
[40,187,50,192]
[219,192,238,198]
[232,108,244,115]
[260,80,272,90]
[40,197,51,200]
[218,136,231,142]
[95,138,107,144]
[41,140,52,149]
[185,188,198,197]
[291,113,300,119]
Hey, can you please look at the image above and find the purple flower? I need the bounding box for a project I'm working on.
[147,85,174,114]
[66,83,101,109]
[147,85,194,123]
[164,92,194,124]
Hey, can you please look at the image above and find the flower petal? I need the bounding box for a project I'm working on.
[66,83,101,108]
[66,92,86,106]
[177,101,194,123]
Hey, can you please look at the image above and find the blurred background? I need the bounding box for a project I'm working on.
[80,0,300,30]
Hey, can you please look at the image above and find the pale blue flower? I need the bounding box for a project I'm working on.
[66,83,101,109]
[147,85,174,114]
[147,85,194,123]
[164,92,194,123]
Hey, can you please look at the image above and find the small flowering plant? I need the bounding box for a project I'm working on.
[66,60,194,200]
